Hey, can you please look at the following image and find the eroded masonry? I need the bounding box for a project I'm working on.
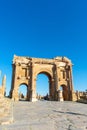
[0,75,6,98]
[9,55,74,102]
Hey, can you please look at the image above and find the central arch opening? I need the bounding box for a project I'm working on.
[18,84,28,101]
[36,72,51,100]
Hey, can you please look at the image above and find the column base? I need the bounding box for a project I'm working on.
[58,98,63,102]
[12,97,19,101]
[30,97,38,102]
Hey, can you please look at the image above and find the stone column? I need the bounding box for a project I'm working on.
[58,90,63,101]
[30,63,37,102]
[49,78,55,100]
[11,63,19,101]
[30,78,37,102]
[55,64,59,90]
[2,75,6,96]
[69,65,74,101]
[12,89,19,101]
[55,64,60,100]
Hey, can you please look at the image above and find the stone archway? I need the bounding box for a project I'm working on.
[36,71,53,101]
[59,85,68,101]
[18,83,28,101]
[9,55,74,102]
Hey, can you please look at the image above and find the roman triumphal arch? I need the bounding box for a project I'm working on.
[9,55,74,102]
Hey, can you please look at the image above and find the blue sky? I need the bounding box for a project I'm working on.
[0,0,87,95]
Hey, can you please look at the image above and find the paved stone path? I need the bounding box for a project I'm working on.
[0,101,87,130]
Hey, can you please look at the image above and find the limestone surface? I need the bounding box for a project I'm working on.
[0,101,87,130]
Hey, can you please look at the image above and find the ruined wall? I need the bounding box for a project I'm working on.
[72,91,87,102]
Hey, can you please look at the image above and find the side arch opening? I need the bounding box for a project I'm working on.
[59,85,68,101]
[18,83,28,101]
